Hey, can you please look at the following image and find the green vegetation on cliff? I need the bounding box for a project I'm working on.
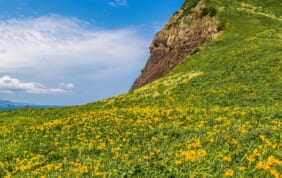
[0,0,281,177]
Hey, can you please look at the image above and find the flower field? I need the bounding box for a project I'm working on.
[0,0,282,177]
[0,105,281,177]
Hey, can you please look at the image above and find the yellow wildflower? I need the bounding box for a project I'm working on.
[253,149,260,156]
[0,162,4,168]
[151,136,158,142]
[238,127,248,134]
[4,172,11,178]
[197,149,207,157]
[111,147,121,153]
[32,170,40,175]
[224,169,234,177]
[266,155,282,167]
[239,111,246,117]
[256,161,270,170]
[270,169,280,178]
[45,164,53,171]
[175,160,182,165]
[79,165,88,174]
[245,155,255,163]
[260,135,266,141]
[181,150,197,162]
[223,156,232,163]
[238,166,245,171]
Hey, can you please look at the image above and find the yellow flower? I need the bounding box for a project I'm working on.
[0,162,4,168]
[260,135,266,141]
[238,127,248,134]
[79,165,88,174]
[267,155,276,165]
[94,172,106,178]
[181,150,197,162]
[223,156,232,163]
[143,155,150,160]
[149,151,155,157]
[154,148,160,153]
[266,155,282,166]
[253,149,260,156]
[256,161,270,170]
[18,165,29,172]
[45,164,53,171]
[175,160,182,165]
[4,173,11,178]
[111,147,121,153]
[238,166,245,171]
[270,169,280,178]
[245,155,255,163]
[193,140,202,148]
[32,170,40,175]
[151,136,158,142]
[224,169,234,177]
[197,149,207,157]
[239,111,246,117]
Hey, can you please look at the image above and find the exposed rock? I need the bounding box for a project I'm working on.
[131,1,221,90]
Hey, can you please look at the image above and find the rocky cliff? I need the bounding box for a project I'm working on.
[131,0,222,90]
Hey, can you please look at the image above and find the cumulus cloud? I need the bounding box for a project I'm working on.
[109,0,127,7]
[0,15,148,75]
[0,76,73,94]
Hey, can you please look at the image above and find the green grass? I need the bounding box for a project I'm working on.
[0,0,281,177]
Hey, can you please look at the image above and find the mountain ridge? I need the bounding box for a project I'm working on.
[0,99,59,110]
[0,99,29,110]
[131,0,222,89]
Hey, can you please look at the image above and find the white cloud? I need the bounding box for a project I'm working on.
[109,0,127,7]
[59,83,74,89]
[0,15,148,75]
[0,76,73,94]
[0,15,149,100]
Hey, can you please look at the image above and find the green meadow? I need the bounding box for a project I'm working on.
[1,0,281,177]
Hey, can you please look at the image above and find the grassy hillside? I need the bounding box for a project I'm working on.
[0,0,281,177]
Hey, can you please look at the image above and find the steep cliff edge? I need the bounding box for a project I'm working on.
[131,0,221,90]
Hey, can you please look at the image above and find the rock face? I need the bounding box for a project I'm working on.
[131,0,221,90]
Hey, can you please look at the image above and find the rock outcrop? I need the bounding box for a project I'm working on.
[131,0,221,90]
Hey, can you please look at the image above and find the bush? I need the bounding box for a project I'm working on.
[183,0,201,15]
[200,7,217,18]
[209,7,217,17]
[217,21,226,31]
[200,8,209,18]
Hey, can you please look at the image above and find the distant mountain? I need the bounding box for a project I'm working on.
[0,99,55,110]
[0,99,11,105]
[0,99,31,110]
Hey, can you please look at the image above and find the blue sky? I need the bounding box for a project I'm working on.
[0,0,184,105]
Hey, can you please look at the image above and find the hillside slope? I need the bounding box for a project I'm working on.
[0,0,281,177]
